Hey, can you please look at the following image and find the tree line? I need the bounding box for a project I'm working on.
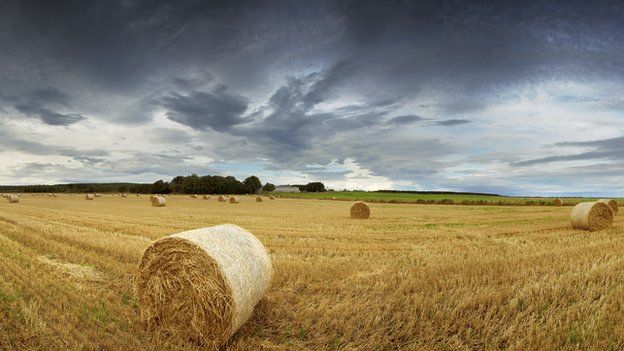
[0,175,326,194]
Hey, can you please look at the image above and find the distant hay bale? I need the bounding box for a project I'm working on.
[95,193,102,197]
[570,202,613,231]
[86,194,95,200]
[151,196,167,207]
[7,195,19,203]
[597,199,618,215]
[218,195,226,202]
[202,195,210,200]
[350,201,370,219]
[122,194,128,198]
[135,224,272,347]
[230,196,240,204]
[191,194,198,198]
[553,198,563,206]
[137,194,141,197]
[269,196,275,200]
[256,197,263,202]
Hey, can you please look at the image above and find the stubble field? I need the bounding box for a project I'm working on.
[1,195,623,350]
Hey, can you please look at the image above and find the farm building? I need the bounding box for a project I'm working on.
[274,186,300,193]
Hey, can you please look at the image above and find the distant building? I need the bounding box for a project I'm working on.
[274,186,300,193]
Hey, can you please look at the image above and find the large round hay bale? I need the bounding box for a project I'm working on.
[151,196,166,207]
[269,195,275,200]
[256,196,263,202]
[85,194,95,200]
[191,194,198,199]
[553,198,563,206]
[570,202,613,231]
[350,201,370,219]
[135,224,272,347]
[7,195,19,203]
[597,199,618,215]
[202,195,210,200]
[230,196,240,204]
[218,195,226,202]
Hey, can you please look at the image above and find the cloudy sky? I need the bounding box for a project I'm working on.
[1,0,624,196]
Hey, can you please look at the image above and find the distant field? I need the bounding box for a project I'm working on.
[275,191,619,206]
[1,195,624,350]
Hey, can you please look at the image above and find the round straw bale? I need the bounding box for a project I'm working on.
[135,224,272,346]
[269,195,275,200]
[7,195,19,203]
[151,196,167,207]
[85,194,95,200]
[256,197,263,202]
[350,201,370,219]
[570,202,613,231]
[191,194,198,198]
[203,195,210,200]
[553,198,563,206]
[230,196,240,204]
[597,199,618,215]
[218,195,226,202]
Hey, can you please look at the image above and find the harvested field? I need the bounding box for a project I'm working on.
[1,195,624,350]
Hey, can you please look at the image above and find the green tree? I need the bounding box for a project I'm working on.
[262,183,276,192]
[243,176,262,193]
[302,182,326,192]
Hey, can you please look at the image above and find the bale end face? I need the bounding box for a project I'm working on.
[350,201,371,219]
[570,202,613,231]
[229,197,240,204]
[256,197,263,202]
[597,199,619,215]
[218,195,226,202]
[553,199,563,206]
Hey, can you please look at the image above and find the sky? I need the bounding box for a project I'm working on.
[1,0,624,196]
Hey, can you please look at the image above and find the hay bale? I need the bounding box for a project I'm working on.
[135,224,272,346]
[7,195,19,203]
[230,196,240,204]
[218,195,226,202]
[203,195,210,200]
[269,196,275,200]
[570,202,613,231]
[151,196,167,207]
[597,199,618,215]
[85,194,95,200]
[350,201,370,219]
[191,194,198,198]
[256,197,263,202]
[554,198,563,206]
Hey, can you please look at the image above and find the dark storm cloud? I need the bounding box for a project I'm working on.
[28,87,71,107]
[161,88,250,131]
[435,119,472,126]
[14,102,85,126]
[387,115,424,125]
[513,135,624,166]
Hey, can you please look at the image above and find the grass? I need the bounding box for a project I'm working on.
[1,194,624,350]
[274,191,620,206]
